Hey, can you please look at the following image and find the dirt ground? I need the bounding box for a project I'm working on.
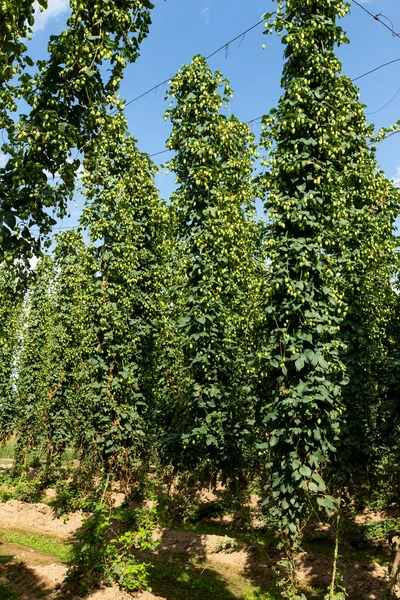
[0,499,398,600]
[0,558,162,600]
[354,507,400,524]
[0,499,84,539]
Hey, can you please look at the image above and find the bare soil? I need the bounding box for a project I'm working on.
[82,589,162,600]
[0,554,162,600]
[0,500,84,539]
[354,507,400,524]
[0,499,398,600]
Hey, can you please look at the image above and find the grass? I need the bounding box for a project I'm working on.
[0,585,19,600]
[239,593,277,600]
[179,521,238,536]
[148,560,279,600]
[0,529,72,563]
[302,539,391,567]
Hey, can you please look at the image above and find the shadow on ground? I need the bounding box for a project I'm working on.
[0,554,56,600]
[0,504,397,600]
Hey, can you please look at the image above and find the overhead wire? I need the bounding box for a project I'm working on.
[116,16,268,113]
[118,15,400,115]
[350,1,400,128]
[352,57,400,82]
[34,126,400,235]
[139,0,400,157]
[8,4,400,179]
[10,1,400,235]
[367,85,400,116]
[350,0,400,38]
[19,14,272,183]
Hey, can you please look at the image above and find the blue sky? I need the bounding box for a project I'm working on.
[23,0,400,229]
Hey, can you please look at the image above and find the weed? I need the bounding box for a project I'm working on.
[240,590,279,600]
[213,538,243,553]
[0,477,42,503]
[68,504,158,593]
[186,500,228,524]
[363,519,400,545]
[54,478,104,514]
[149,561,280,600]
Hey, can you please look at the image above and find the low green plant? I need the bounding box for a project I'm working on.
[363,519,400,545]
[240,591,280,600]
[341,517,400,552]
[67,506,110,591]
[54,477,105,514]
[150,562,234,598]
[323,583,347,600]
[104,529,157,591]
[54,480,86,513]
[0,476,42,503]
[68,503,158,593]
[28,455,42,469]
[212,538,243,554]
[186,500,227,524]
[274,555,308,600]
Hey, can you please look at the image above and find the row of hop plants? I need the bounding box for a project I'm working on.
[1,0,400,596]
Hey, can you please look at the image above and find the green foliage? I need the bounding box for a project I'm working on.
[13,256,55,467]
[68,505,111,591]
[162,55,262,478]
[258,0,399,546]
[6,234,91,480]
[54,478,102,514]
[79,111,166,480]
[149,561,236,600]
[0,437,15,459]
[186,500,228,524]
[0,584,18,600]
[0,476,42,503]
[240,592,279,600]
[372,280,400,507]
[344,517,400,549]
[0,0,154,263]
[68,504,157,593]
[323,585,346,600]
[103,528,156,591]
[1,2,400,597]
[0,268,22,443]
[37,231,92,479]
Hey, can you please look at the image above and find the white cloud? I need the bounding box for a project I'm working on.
[32,0,70,33]
[200,5,210,25]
